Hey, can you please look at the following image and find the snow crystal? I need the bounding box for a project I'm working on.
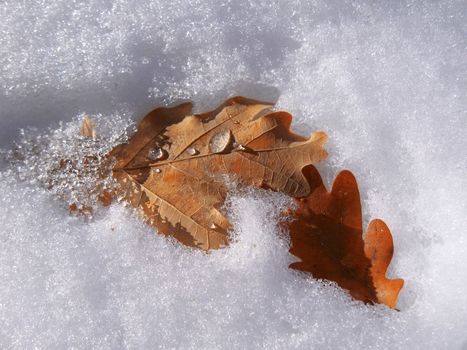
[4,113,134,216]
[0,0,466,349]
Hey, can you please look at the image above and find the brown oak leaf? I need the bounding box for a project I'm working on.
[287,165,404,308]
[111,97,328,250]
[81,115,96,140]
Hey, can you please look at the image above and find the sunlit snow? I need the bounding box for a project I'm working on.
[0,0,466,349]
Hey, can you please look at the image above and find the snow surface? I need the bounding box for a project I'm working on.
[1,0,466,349]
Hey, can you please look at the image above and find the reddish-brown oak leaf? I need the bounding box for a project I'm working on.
[110,97,328,250]
[287,165,404,308]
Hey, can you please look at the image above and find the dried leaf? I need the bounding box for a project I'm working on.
[81,116,96,139]
[111,97,328,250]
[97,190,113,207]
[286,165,404,308]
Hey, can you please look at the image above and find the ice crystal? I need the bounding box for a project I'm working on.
[5,112,135,217]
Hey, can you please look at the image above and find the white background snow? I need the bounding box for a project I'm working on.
[1,0,466,349]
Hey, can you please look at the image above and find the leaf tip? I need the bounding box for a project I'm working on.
[365,218,404,308]
[81,116,96,139]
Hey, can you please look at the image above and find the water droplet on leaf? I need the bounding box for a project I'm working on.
[148,147,167,161]
[187,147,199,156]
[209,130,234,154]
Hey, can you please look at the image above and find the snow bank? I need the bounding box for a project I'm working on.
[0,0,466,348]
